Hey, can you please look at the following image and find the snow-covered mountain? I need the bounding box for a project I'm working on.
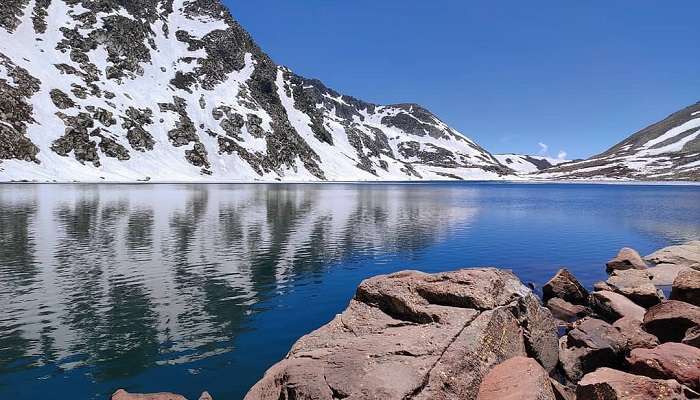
[0,0,512,182]
[540,102,700,181]
[494,153,569,175]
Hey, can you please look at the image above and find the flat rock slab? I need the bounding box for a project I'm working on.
[643,300,700,343]
[648,264,692,286]
[590,290,646,322]
[645,241,700,270]
[111,390,195,400]
[606,269,663,307]
[577,367,699,400]
[671,269,700,307]
[244,268,558,400]
[476,357,556,400]
[627,342,700,392]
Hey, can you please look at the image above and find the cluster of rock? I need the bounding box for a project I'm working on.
[111,240,700,400]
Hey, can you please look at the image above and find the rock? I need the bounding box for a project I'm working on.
[549,379,575,400]
[606,269,664,307]
[627,342,700,392]
[590,290,646,322]
[645,241,700,270]
[198,392,213,400]
[683,326,700,348]
[612,317,659,351]
[111,389,188,400]
[476,357,556,400]
[546,298,591,322]
[607,247,648,272]
[671,269,700,306]
[648,264,692,286]
[543,268,589,305]
[558,318,626,382]
[576,368,699,400]
[644,300,700,343]
[244,268,559,400]
[594,281,616,292]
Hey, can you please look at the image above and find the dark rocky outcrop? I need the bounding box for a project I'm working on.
[244,268,557,400]
[542,268,589,305]
[643,300,700,343]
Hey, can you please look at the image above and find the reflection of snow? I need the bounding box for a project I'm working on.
[0,184,477,369]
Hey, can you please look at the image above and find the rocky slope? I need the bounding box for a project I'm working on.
[0,0,512,182]
[540,102,700,181]
[494,153,570,175]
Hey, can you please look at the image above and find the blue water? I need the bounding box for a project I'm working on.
[0,182,698,399]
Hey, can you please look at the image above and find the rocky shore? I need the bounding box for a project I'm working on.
[112,240,700,400]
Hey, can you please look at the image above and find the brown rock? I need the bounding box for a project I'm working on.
[546,298,591,322]
[594,281,616,292]
[476,356,556,400]
[606,269,664,307]
[671,269,700,306]
[198,393,213,400]
[607,247,648,272]
[244,268,558,400]
[558,318,626,382]
[648,264,693,286]
[549,379,575,400]
[590,290,646,322]
[613,317,659,351]
[644,300,700,343]
[576,367,699,399]
[543,268,589,305]
[111,390,188,400]
[645,241,700,270]
[627,342,700,392]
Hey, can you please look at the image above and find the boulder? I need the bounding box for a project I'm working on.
[607,247,648,272]
[576,368,699,400]
[558,318,626,382]
[244,268,559,400]
[590,290,646,322]
[476,357,556,400]
[671,269,700,306]
[549,379,575,400]
[542,268,589,305]
[645,241,700,270]
[683,326,700,348]
[643,300,700,343]
[111,390,189,400]
[627,342,700,392]
[648,264,693,286]
[612,317,659,352]
[593,281,616,292]
[606,269,664,307]
[546,297,591,322]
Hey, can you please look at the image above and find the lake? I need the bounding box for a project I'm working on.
[1,182,699,399]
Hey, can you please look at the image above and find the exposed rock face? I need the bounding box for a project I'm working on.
[558,318,627,382]
[590,290,646,322]
[476,357,556,400]
[646,241,700,270]
[539,102,700,181]
[576,368,699,400]
[0,0,512,182]
[244,268,557,400]
[606,269,664,307]
[671,269,700,306]
[684,326,700,348]
[607,248,648,272]
[542,268,589,305]
[643,300,700,343]
[546,298,591,322]
[627,343,700,392]
[612,317,660,352]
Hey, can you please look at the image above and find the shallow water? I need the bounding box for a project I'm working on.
[0,182,698,399]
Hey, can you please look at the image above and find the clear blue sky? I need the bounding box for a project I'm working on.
[227,1,699,159]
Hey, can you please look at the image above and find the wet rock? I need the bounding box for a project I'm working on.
[476,356,556,400]
[244,268,557,400]
[671,269,700,306]
[645,241,700,270]
[546,297,591,322]
[627,342,700,392]
[576,368,699,400]
[606,269,664,307]
[543,268,589,305]
[643,300,700,343]
[558,318,626,382]
[607,247,648,272]
[612,317,659,351]
[590,290,646,322]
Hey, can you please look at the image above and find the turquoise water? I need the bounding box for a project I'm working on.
[0,182,698,399]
